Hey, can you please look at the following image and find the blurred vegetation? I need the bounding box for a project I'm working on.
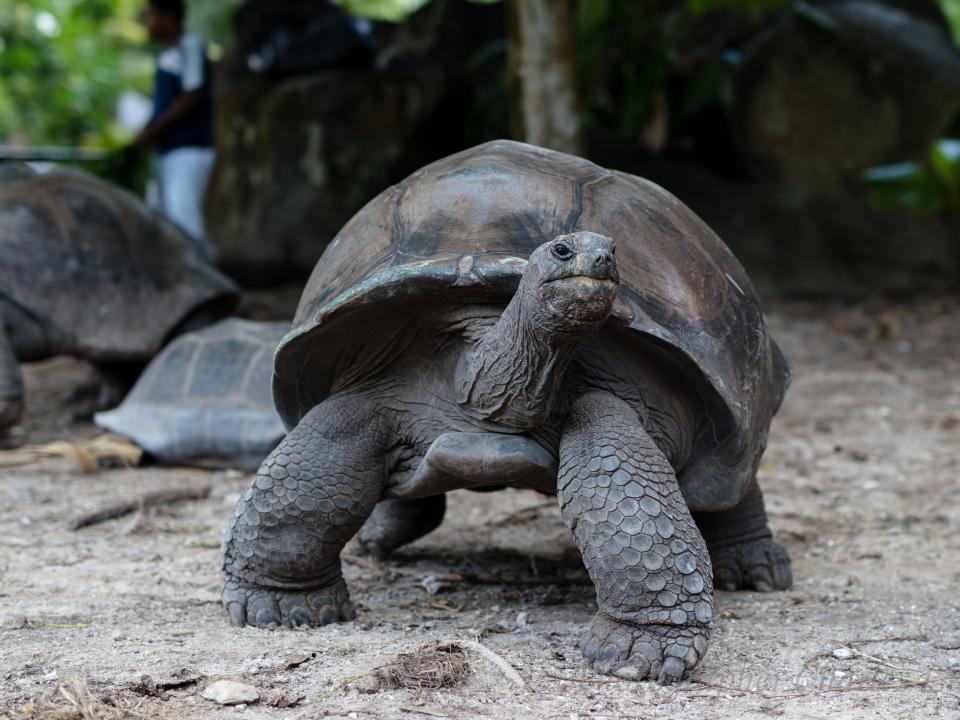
[2,0,959,155]
[942,0,960,44]
[335,0,432,22]
[0,0,150,148]
[0,0,241,150]
[865,139,960,222]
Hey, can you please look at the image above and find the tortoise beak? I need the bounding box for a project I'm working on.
[578,242,619,284]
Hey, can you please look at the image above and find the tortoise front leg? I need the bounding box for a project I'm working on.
[559,391,713,684]
[221,396,389,627]
[0,323,24,448]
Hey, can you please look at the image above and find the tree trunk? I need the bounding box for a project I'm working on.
[507,0,583,155]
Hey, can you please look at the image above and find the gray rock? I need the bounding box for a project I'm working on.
[204,0,503,283]
[641,159,959,299]
[732,1,960,192]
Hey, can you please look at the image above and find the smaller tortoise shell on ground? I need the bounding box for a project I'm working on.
[275,140,790,511]
[96,319,287,470]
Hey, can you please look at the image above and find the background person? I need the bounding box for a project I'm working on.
[135,0,217,259]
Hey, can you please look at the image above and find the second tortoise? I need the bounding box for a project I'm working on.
[96,319,288,470]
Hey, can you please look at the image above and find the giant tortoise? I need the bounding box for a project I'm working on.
[0,163,239,445]
[221,140,792,683]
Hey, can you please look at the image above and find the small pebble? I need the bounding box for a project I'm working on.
[831,647,854,660]
[420,575,446,596]
[202,680,260,705]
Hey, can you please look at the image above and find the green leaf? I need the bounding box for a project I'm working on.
[863,162,945,215]
[792,1,840,32]
[930,139,960,211]
[938,0,960,46]
[334,0,431,23]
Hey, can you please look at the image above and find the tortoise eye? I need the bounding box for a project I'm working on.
[552,242,574,261]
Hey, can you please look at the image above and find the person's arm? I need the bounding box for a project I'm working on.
[135,35,208,149]
[134,89,204,148]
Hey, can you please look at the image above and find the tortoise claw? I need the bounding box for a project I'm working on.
[579,613,709,684]
[222,577,355,629]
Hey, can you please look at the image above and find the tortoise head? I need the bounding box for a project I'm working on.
[456,231,619,431]
[520,231,619,331]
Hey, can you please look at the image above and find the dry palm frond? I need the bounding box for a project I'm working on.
[13,678,137,720]
[0,434,142,473]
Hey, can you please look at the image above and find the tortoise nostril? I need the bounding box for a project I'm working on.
[595,252,613,267]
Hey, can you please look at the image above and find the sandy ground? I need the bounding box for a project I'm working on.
[1,298,959,720]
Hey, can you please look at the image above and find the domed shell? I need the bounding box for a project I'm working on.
[0,163,238,360]
[276,141,790,510]
[95,319,287,470]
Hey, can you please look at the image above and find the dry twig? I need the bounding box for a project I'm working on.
[455,639,528,691]
[687,678,930,699]
[544,672,625,684]
[68,485,211,530]
[488,501,556,527]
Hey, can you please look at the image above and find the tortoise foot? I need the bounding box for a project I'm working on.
[711,538,792,592]
[222,576,355,628]
[580,613,709,685]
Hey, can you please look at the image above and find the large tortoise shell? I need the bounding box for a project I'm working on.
[276,141,789,510]
[0,163,238,360]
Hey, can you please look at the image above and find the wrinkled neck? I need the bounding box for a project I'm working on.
[455,287,586,431]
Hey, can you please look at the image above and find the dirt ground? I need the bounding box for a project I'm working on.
[1,298,959,720]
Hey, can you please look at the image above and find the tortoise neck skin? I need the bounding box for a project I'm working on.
[455,232,619,431]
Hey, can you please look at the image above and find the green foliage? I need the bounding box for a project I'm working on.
[576,0,673,142]
[575,0,777,145]
[186,0,244,51]
[864,140,960,220]
[334,0,499,23]
[333,0,431,23]
[0,0,152,148]
[687,0,786,18]
[938,0,960,46]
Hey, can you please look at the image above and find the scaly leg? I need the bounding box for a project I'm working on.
[356,496,446,559]
[559,391,713,684]
[694,483,792,592]
[222,396,389,627]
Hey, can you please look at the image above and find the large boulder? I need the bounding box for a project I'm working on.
[641,160,958,299]
[204,0,503,283]
[205,69,443,281]
[645,0,960,297]
[731,0,960,193]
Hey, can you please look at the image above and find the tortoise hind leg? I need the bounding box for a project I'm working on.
[221,395,389,627]
[559,391,713,684]
[357,496,446,559]
[693,483,792,592]
[0,324,24,448]
[355,431,555,558]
